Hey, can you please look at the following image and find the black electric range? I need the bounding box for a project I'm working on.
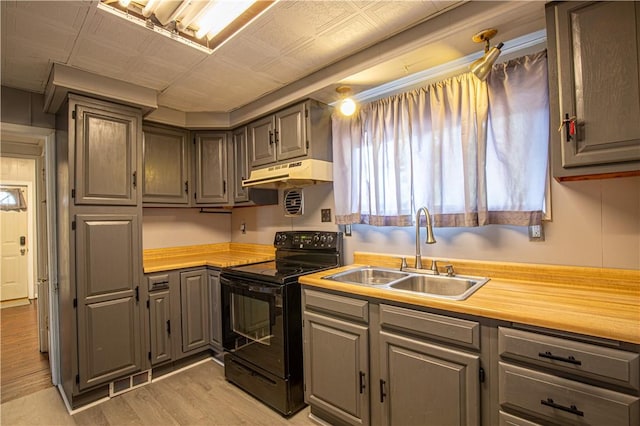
[220,231,343,416]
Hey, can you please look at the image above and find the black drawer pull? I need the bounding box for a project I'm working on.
[380,379,387,403]
[359,371,366,394]
[541,398,584,417]
[538,351,582,365]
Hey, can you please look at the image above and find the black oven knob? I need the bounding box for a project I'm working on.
[313,234,320,243]
[320,235,327,243]
[326,234,334,244]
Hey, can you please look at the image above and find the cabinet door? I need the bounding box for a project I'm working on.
[180,270,209,353]
[142,125,189,204]
[75,214,142,390]
[208,271,222,349]
[303,311,370,425]
[232,127,249,202]
[549,1,640,174]
[275,103,307,162]
[249,115,276,168]
[379,331,480,426]
[194,133,228,204]
[149,290,172,365]
[74,102,140,205]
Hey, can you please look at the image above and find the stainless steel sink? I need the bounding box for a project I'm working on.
[322,266,489,300]
[388,274,489,300]
[322,267,411,286]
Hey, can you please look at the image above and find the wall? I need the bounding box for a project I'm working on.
[1,86,55,129]
[142,208,231,249]
[231,177,640,270]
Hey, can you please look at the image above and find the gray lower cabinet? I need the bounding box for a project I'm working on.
[149,289,172,365]
[142,124,190,205]
[302,288,482,426]
[208,270,222,350]
[498,326,640,426]
[303,310,370,425]
[546,1,640,179]
[180,270,210,353]
[378,331,480,426]
[193,132,228,205]
[74,213,143,391]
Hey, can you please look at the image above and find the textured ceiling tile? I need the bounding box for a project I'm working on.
[359,1,439,31]
[71,38,140,79]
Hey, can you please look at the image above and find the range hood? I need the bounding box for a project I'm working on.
[242,159,333,189]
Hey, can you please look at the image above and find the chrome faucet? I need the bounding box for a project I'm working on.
[415,207,436,269]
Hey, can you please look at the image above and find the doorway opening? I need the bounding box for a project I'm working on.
[0,123,59,403]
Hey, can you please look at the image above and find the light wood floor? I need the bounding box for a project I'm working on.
[1,360,314,425]
[1,299,53,404]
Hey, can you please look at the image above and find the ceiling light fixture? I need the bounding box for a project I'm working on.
[469,28,503,81]
[336,86,357,116]
[98,0,274,54]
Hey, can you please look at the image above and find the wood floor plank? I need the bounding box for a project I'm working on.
[0,299,53,404]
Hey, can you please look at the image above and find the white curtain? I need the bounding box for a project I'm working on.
[332,51,549,227]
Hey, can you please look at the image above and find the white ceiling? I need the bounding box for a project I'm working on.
[1,1,546,120]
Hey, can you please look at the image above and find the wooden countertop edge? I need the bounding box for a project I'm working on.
[143,250,274,273]
[299,264,640,345]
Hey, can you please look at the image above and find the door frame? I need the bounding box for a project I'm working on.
[1,180,35,300]
[1,122,60,385]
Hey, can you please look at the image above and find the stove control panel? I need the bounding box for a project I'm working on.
[274,231,342,250]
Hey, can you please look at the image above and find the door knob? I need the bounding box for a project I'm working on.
[20,248,26,255]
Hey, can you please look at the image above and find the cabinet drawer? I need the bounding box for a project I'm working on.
[499,327,639,390]
[499,410,541,426]
[147,273,170,291]
[499,362,639,426]
[380,304,479,350]
[303,289,368,323]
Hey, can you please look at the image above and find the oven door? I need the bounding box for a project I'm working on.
[221,275,286,377]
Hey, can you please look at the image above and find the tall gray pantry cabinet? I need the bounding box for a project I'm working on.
[55,95,146,408]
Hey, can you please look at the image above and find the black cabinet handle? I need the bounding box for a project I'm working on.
[541,398,584,417]
[538,351,582,365]
[166,320,171,335]
[268,130,274,145]
[359,371,366,394]
[379,379,386,403]
[223,180,226,194]
[184,181,189,194]
[135,286,139,302]
[132,171,137,188]
[274,129,279,144]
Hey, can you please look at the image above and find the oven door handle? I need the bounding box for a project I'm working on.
[221,277,281,296]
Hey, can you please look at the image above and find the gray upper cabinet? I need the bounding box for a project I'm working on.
[180,270,210,353]
[194,132,229,205]
[75,214,142,390]
[142,124,189,204]
[74,99,140,205]
[232,127,250,202]
[546,1,640,180]
[248,100,332,169]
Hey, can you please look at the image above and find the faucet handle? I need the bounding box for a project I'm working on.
[430,259,439,275]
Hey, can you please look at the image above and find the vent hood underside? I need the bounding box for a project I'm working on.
[242,159,332,189]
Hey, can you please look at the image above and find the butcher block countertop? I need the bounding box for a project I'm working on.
[143,243,275,273]
[299,252,640,345]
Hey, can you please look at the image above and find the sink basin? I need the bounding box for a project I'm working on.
[388,274,489,300]
[323,267,410,286]
[323,266,489,300]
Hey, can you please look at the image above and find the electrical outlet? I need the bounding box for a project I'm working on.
[344,224,352,236]
[321,209,331,222]
[528,224,544,241]
[240,222,246,234]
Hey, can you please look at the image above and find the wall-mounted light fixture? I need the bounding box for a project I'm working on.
[469,28,503,81]
[336,86,357,116]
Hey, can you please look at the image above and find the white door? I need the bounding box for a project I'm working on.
[1,186,29,301]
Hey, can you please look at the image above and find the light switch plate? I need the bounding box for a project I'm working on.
[528,224,544,241]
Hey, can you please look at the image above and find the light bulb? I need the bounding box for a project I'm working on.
[340,98,356,116]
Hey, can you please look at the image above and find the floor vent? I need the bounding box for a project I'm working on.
[109,370,151,397]
[284,188,304,217]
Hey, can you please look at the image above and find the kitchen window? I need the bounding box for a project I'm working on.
[332,51,549,228]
